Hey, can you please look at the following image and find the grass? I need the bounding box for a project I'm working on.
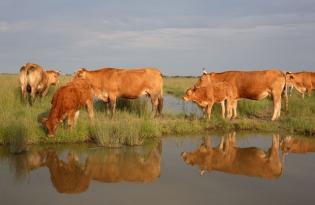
[0,74,314,148]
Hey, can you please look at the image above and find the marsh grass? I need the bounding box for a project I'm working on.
[0,75,314,147]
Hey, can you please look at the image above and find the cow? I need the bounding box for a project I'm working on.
[195,69,288,121]
[42,78,94,137]
[286,71,315,98]
[181,133,283,179]
[19,63,60,105]
[183,82,236,120]
[73,67,163,117]
[280,136,315,154]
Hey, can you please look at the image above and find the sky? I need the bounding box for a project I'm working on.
[1,0,315,76]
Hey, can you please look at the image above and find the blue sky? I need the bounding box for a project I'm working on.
[1,0,315,75]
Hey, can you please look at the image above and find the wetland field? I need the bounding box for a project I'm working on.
[0,74,314,147]
[0,74,315,205]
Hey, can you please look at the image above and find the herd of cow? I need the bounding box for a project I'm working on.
[18,63,315,137]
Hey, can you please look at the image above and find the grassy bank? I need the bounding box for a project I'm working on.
[0,75,314,148]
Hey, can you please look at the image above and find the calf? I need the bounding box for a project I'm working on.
[183,82,236,120]
[42,79,94,137]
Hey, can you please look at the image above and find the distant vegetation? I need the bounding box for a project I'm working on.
[0,74,314,148]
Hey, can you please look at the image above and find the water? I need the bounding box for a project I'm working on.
[1,134,315,205]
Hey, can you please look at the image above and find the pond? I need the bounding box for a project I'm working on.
[0,134,315,205]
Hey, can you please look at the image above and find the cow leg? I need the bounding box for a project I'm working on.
[268,134,281,164]
[226,99,232,120]
[86,100,94,120]
[234,100,238,119]
[307,89,312,97]
[109,97,117,117]
[42,85,50,97]
[271,91,282,121]
[150,96,159,117]
[67,111,75,129]
[21,85,27,103]
[206,103,213,119]
[220,101,225,119]
[30,85,38,105]
[219,137,224,151]
[74,111,80,126]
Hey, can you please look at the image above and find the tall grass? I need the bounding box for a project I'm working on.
[0,75,314,148]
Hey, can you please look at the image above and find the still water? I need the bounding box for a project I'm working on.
[1,134,315,205]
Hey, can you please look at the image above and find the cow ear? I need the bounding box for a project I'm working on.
[78,68,87,72]
[41,117,48,125]
[181,152,187,158]
[202,68,207,75]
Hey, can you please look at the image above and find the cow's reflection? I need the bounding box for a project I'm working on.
[281,136,315,154]
[22,142,161,194]
[181,133,284,179]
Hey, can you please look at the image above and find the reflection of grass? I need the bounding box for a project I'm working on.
[0,75,314,147]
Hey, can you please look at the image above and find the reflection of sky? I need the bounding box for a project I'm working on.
[1,0,315,75]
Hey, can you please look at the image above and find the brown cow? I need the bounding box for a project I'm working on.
[19,63,60,105]
[286,71,315,98]
[42,78,94,137]
[183,82,236,119]
[73,67,163,117]
[280,136,315,154]
[181,133,283,179]
[195,69,288,121]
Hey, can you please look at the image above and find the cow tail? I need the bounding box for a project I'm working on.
[26,69,32,93]
[157,89,164,115]
[284,73,288,113]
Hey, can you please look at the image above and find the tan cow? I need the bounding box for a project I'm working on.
[73,67,163,117]
[280,136,315,154]
[195,69,288,121]
[181,133,283,179]
[19,63,60,105]
[42,78,94,137]
[183,82,236,119]
[286,71,315,98]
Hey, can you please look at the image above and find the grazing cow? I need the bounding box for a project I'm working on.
[195,69,288,121]
[19,63,60,105]
[42,78,94,137]
[280,136,315,154]
[286,71,315,98]
[183,82,236,119]
[181,133,283,179]
[74,67,163,117]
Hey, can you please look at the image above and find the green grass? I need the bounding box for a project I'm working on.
[0,75,314,148]
[164,76,197,98]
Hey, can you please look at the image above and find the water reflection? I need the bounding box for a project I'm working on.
[281,136,315,154]
[181,133,285,179]
[1,141,161,194]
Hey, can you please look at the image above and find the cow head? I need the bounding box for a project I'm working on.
[42,117,58,137]
[286,72,305,94]
[183,87,195,101]
[181,143,213,175]
[74,68,88,79]
[46,70,61,85]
